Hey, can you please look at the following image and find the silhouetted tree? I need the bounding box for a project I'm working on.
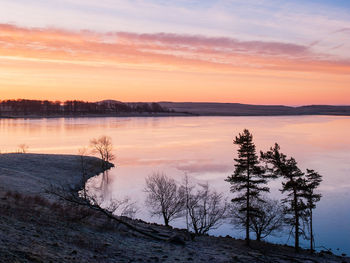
[303,169,322,252]
[17,144,29,153]
[261,143,307,252]
[231,197,285,241]
[226,129,268,246]
[144,172,185,227]
[184,182,227,235]
[90,136,115,168]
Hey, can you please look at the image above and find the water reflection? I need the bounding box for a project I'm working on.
[0,116,349,254]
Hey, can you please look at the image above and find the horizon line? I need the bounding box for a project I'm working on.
[1,98,350,107]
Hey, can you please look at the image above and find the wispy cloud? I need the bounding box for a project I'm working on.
[1,24,349,75]
[1,0,350,59]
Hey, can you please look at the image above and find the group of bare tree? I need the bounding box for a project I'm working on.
[144,173,228,235]
[227,129,323,252]
[143,172,285,242]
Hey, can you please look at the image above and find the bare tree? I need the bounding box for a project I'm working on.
[17,144,29,153]
[90,136,115,168]
[184,182,228,235]
[83,187,138,219]
[231,197,285,241]
[182,174,193,231]
[104,197,138,218]
[144,172,185,226]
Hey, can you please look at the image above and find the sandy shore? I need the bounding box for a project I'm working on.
[0,153,348,262]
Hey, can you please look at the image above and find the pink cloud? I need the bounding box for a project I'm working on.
[0,23,349,74]
[115,32,310,57]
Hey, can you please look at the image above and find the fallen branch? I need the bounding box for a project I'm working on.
[46,186,168,242]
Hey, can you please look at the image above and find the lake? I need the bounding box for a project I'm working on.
[0,116,349,254]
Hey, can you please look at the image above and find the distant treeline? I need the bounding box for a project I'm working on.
[0,99,173,116]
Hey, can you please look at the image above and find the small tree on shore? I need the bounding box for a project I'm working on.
[17,144,29,153]
[90,135,115,168]
[226,129,269,246]
[231,197,285,241]
[144,172,185,227]
[250,198,285,241]
[184,182,228,235]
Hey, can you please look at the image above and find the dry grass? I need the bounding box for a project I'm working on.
[1,190,348,263]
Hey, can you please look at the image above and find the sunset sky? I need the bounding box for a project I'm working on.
[0,0,350,105]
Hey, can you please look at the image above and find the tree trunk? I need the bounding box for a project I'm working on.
[256,232,261,242]
[246,197,250,246]
[294,189,299,252]
[310,209,314,252]
[163,213,169,227]
[246,163,250,246]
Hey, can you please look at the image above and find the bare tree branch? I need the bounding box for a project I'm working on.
[144,172,185,227]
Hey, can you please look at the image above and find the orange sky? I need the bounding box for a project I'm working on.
[0,24,350,105]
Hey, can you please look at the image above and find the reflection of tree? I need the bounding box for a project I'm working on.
[99,171,110,198]
[86,170,111,204]
[85,169,137,218]
[77,141,137,221]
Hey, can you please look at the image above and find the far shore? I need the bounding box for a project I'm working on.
[2,112,350,120]
[0,112,195,119]
[2,101,350,118]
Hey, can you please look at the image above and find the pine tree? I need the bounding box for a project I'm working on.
[226,129,268,246]
[261,143,306,252]
[303,169,322,252]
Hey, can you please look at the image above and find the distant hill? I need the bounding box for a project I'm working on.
[158,102,350,116]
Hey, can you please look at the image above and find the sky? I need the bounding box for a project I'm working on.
[0,0,350,105]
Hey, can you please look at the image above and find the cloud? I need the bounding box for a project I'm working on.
[1,23,349,75]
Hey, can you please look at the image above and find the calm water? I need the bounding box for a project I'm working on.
[0,116,349,254]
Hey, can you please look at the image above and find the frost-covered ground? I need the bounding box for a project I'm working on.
[0,153,106,198]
